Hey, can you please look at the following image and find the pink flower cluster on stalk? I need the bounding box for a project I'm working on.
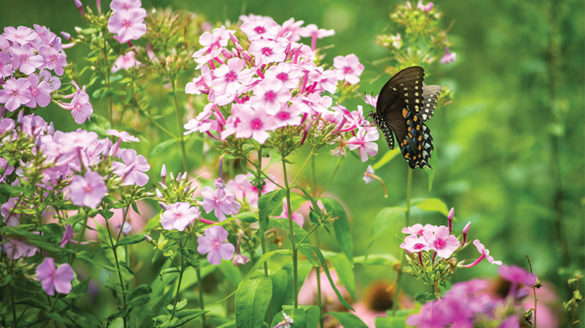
[184,14,377,161]
[107,0,147,44]
[0,25,66,111]
[407,265,538,327]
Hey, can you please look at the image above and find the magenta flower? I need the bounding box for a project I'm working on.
[234,105,278,144]
[68,171,107,208]
[111,51,140,72]
[251,79,291,114]
[346,127,379,162]
[211,58,253,106]
[440,47,456,64]
[107,8,147,43]
[400,234,430,253]
[333,54,364,84]
[240,15,279,40]
[248,38,286,66]
[417,1,435,12]
[423,226,460,258]
[273,103,302,128]
[25,73,52,108]
[160,202,200,231]
[60,224,74,247]
[197,226,235,265]
[499,265,537,287]
[265,63,303,90]
[35,257,75,296]
[0,78,31,111]
[462,240,502,267]
[112,148,150,186]
[201,179,241,221]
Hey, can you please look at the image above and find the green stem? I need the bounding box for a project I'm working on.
[196,260,206,327]
[290,147,316,186]
[281,155,298,308]
[105,217,127,328]
[392,169,413,315]
[254,148,272,321]
[10,286,17,328]
[318,156,343,197]
[102,39,112,123]
[171,246,185,319]
[526,255,537,328]
[312,156,324,328]
[171,76,188,171]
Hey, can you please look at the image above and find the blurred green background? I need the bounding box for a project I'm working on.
[2,0,583,318]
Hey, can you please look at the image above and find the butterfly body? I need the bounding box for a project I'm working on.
[370,66,442,169]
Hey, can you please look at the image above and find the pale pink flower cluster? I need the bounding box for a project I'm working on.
[0,25,66,111]
[225,172,277,208]
[107,0,147,44]
[401,223,460,259]
[184,15,376,161]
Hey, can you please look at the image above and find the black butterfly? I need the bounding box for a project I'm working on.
[369,66,442,169]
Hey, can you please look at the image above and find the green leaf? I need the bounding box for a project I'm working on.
[244,249,290,281]
[117,234,145,246]
[150,139,178,158]
[413,198,449,216]
[328,253,356,300]
[258,189,285,232]
[367,206,405,252]
[372,148,401,170]
[298,244,354,311]
[329,311,368,328]
[219,260,243,287]
[375,315,407,328]
[234,276,273,328]
[320,198,353,263]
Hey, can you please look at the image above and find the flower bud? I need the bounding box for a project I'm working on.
[448,207,454,233]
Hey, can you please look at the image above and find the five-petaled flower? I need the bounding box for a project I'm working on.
[67,171,107,208]
[197,226,235,265]
[36,257,75,296]
[160,202,201,231]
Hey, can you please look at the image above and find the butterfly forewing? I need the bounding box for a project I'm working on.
[420,85,442,122]
[373,66,437,169]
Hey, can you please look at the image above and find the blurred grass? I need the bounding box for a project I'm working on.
[2,0,584,315]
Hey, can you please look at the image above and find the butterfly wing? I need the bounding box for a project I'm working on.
[375,66,434,169]
[420,85,442,122]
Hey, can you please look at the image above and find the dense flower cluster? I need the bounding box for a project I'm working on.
[407,265,538,327]
[107,0,147,44]
[184,14,377,161]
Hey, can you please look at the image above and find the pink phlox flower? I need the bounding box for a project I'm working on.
[0,51,14,78]
[278,18,304,41]
[273,312,294,328]
[1,197,20,227]
[110,0,142,11]
[417,1,434,12]
[462,240,502,267]
[248,38,287,66]
[184,104,219,135]
[240,15,280,41]
[107,7,147,43]
[440,47,456,64]
[25,73,52,108]
[402,223,425,236]
[197,226,235,265]
[406,300,451,328]
[0,78,31,111]
[273,103,302,128]
[59,81,93,124]
[107,129,139,142]
[201,179,241,221]
[32,24,60,49]
[211,58,254,106]
[9,44,44,75]
[265,62,303,90]
[307,66,338,93]
[363,165,375,184]
[3,26,37,46]
[250,79,291,115]
[400,234,430,253]
[365,94,378,108]
[185,65,212,95]
[2,237,39,260]
[111,148,150,186]
[60,224,74,247]
[346,126,379,162]
[276,199,304,227]
[225,173,276,208]
[232,253,250,266]
[423,226,460,259]
[299,24,334,50]
[333,54,364,85]
[234,104,278,144]
[39,45,67,75]
[35,257,75,296]
[111,51,140,72]
[160,202,201,231]
[500,316,520,328]
[67,171,107,208]
[39,69,61,91]
[0,157,15,183]
[198,26,232,50]
[390,33,402,49]
[297,93,332,115]
[498,265,537,287]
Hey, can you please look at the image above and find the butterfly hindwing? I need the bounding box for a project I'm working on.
[372,66,437,169]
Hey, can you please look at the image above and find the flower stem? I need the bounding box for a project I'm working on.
[10,286,17,328]
[281,155,298,308]
[104,218,127,328]
[311,156,324,328]
[171,244,185,319]
[254,148,272,320]
[196,259,206,327]
[526,255,537,328]
[171,76,188,171]
[101,38,112,123]
[392,169,413,315]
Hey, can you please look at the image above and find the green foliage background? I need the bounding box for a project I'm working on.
[1,0,583,320]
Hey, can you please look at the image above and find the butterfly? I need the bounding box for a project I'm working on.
[369,66,442,169]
